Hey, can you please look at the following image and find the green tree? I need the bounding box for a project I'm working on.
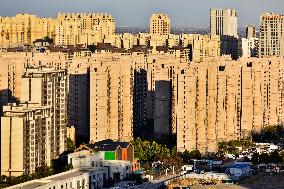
[33,164,53,179]
[132,138,176,162]
[253,125,284,143]
[280,151,284,163]
[133,137,143,159]
[63,163,73,172]
[170,147,178,158]
[160,145,170,159]
[270,150,282,164]
[228,140,254,149]
[262,125,282,142]
[216,141,228,157]
[259,153,270,164]
[17,173,31,183]
[67,137,76,152]
[52,156,68,174]
[182,150,191,164]
[189,149,202,160]
[251,153,260,165]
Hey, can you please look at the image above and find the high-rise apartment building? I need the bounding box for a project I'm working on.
[241,25,259,58]
[0,14,55,48]
[210,9,238,60]
[127,49,189,138]
[259,13,284,58]
[177,57,284,154]
[0,52,27,110]
[240,37,259,58]
[1,103,53,176]
[55,13,115,46]
[102,32,220,63]
[0,12,115,47]
[145,54,188,137]
[0,45,191,143]
[246,25,256,39]
[88,46,190,141]
[167,34,180,48]
[180,34,221,62]
[210,9,238,37]
[150,14,170,35]
[0,49,92,144]
[0,50,74,115]
[21,66,68,158]
[89,53,134,143]
[68,57,90,142]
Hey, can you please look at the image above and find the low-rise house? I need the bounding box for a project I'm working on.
[68,150,135,181]
[68,141,140,181]
[6,168,108,189]
[89,139,135,162]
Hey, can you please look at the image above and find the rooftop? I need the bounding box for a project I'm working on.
[8,169,88,189]
[2,102,51,115]
[88,139,130,151]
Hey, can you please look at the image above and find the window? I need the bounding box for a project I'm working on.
[82,179,85,187]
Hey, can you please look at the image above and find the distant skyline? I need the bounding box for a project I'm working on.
[0,0,283,27]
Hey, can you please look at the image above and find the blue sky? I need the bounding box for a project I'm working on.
[0,0,283,27]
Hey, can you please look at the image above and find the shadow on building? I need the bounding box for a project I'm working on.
[68,73,90,145]
[154,80,172,138]
[133,69,174,142]
[133,69,152,138]
[221,35,239,60]
[0,89,20,115]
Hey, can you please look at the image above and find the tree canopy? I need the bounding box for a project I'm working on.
[67,137,76,152]
[252,125,284,143]
[132,137,203,169]
[216,139,255,157]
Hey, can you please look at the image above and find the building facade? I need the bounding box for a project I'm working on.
[0,52,27,111]
[0,14,55,48]
[240,37,259,58]
[246,25,256,39]
[259,13,284,58]
[1,103,52,176]
[55,13,115,46]
[210,9,238,60]
[180,34,221,62]
[89,53,134,143]
[0,12,115,47]
[177,57,284,154]
[210,9,238,38]
[150,14,170,35]
[21,66,68,158]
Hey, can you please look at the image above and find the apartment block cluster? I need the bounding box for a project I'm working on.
[0,9,284,179]
[0,66,68,176]
[177,57,284,153]
[0,13,115,47]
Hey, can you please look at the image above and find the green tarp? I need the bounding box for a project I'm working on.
[104,151,116,160]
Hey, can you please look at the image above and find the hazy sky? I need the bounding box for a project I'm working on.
[0,0,283,27]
